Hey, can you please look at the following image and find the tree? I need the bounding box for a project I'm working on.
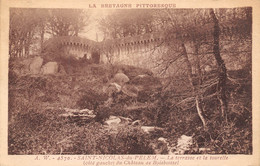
[155,7,251,127]
[155,9,209,128]
[9,8,90,58]
[9,8,45,57]
[99,9,156,40]
[210,9,228,121]
[46,9,89,37]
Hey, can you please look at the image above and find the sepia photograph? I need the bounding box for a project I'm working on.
[6,7,253,156]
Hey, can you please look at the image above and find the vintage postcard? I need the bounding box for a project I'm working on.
[0,0,259,165]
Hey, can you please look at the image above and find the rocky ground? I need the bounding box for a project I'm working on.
[8,56,252,154]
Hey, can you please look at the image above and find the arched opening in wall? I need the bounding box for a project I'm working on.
[91,51,100,64]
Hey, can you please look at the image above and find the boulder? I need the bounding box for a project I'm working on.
[141,126,164,134]
[78,108,94,115]
[103,116,133,134]
[59,108,96,124]
[109,82,121,92]
[128,74,162,102]
[129,74,162,91]
[112,71,129,86]
[29,56,43,74]
[104,116,121,126]
[60,108,95,117]
[106,82,122,97]
[198,147,211,153]
[121,84,139,98]
[174,135,193,154]
[41,62,58,75]
[158,137,167,143]
[119,65,153,79]
[150,137,169,154]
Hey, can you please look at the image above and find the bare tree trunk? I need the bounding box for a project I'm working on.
[210,9,228,122]
[40,25,45,50]
[24,31,32,57]
[194,42,207,128]
[195,96,207,128]
[194,43,203,84]
[181,43,207,129]
[17,40,23,57]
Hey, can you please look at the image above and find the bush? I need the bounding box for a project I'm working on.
[76,90,108,110]
[9,107,155,154]
[105,126,154,154]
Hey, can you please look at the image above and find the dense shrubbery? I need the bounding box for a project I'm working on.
[8,61,160,154]
[8,59,252,154]
[152,68,252,154]
[76,90,108,110]
[70,125,154,154]
[9,107,154,154]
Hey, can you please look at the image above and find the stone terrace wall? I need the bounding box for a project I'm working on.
[42,36,99,60]
[40,19,251,74]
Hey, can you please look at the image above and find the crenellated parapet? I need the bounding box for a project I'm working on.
[41,19,251,66]
[99,32,165,63]
[43,36,98,50]
[100,20,251,52]
[42,36,100,62]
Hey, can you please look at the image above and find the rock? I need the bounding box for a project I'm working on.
[106,82,122,97]
[119,65,153,79]
[103,116,132,134]
[129,74,161,91]
[109,82,121,92]
[63,108,94,114]
[29,56,43,74]
[158,137,167,143]
[141,126,155,133]
[174,135,193,154]
[104,116,132,126]
[157,137,178,155]
[141,126,164,134]
[78,108,94,115]
[112,71,129,86]
[128,74,162,102]
[150,137,169,154]
[121,84,139,97]
[60,108,96,119]
[41,62,58,75]
[204,65,212,72]
[199,147,211,153]
[136,74,147,78]
[104,116,121,126]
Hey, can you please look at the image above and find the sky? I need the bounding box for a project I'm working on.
[79,9,114,42]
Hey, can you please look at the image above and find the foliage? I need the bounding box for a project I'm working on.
[9,8,47,57]
[155,67,252,154]
[9,107,154,154]
[8,61,252,154]
[99,9,156,39]
[46,9,89,36]
[8,8,252,155]
[9,8,90,58]
[76,90,108,110]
